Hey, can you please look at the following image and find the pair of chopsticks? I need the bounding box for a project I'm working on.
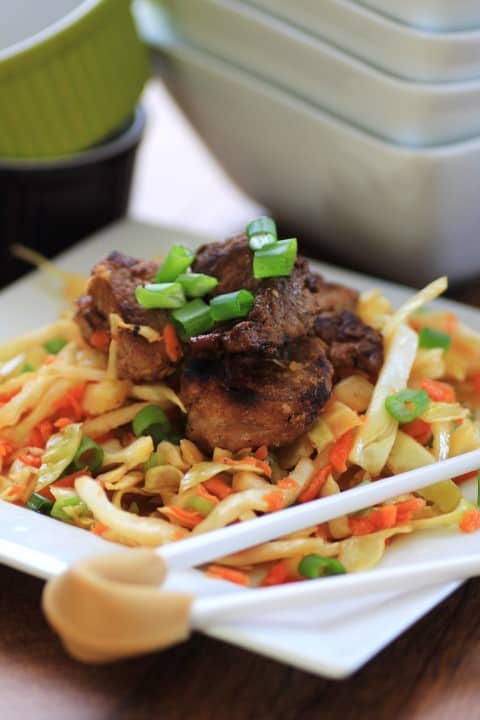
[43,449,480,663]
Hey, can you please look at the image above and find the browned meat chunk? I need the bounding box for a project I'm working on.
[314,311,384,379]
[182,337,333,452]
[191,235,358,356]
[76,251,178,382]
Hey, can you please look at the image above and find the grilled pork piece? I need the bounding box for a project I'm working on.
[190,235,358,356]
[315,311,385,379]
[76,251,178,382]
[182,337,333,452]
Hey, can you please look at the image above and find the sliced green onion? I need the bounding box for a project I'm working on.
[418,327,452,352]
[209,289,255,322]
[298,554,346,579]
[135,283,186,310]
[246,217,278,250]
[246,216,277,238]
[171,299,214,339]
[253,238,297,279]
[26,492,54,515]
[385,389,430,424]
[43,337,67,355]
[72,436,104,473]
[133,405,171,446]
[477,472,480,508]
[21,363,35,374]
[154,245,194,283]
[188,496,215,516]
[51,495,88,524]
[177,273,219,298]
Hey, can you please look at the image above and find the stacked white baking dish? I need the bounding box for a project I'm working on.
[138,0,480,284]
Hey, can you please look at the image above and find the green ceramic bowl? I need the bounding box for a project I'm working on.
[0,0,149,158]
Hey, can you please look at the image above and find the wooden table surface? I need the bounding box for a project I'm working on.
[3,80,480,720]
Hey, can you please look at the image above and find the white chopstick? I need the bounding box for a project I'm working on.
[160,448,480,571]
[190,550,480,628]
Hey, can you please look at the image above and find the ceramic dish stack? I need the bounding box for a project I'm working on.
[137,0,480,285]
[0,0,149,280]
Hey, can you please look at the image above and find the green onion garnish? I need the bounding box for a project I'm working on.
[21,363,35,373]
[135,282,186,310]
[171,299,214,338]
[51,495,88,524]
[177,273,219,298]
[188,496,215,516]
[418,327,452,352]
[209,289,255,322]
[133,405,171,446]
[43,337,67,355]
[298,554,346,579]
[144,451,160,471]
[72,436,104,473]
[253,238,297,279]
[385,389,430,424]
[246,217,278,251]
[26,492,54,515]
[154,245,194,283]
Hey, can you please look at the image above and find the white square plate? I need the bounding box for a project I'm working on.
[1,219,480,678]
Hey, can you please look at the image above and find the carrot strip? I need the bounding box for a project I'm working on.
[197,484,220,505]
[261,560,291,587]
[402,418,432,446]
[54,417,74,430]
[349,515,375,536]
[255,445,268,460]
[328,430,354,473]
[220,456,272,478]
[207,565,249,586]
[315,523,329,539]
[445,312,459,334]
[420,379,456,404]
[460,509,480,533]
[18,454,42,468]
[263,491,285,512]
[298,465,331,504]
[204,476,233,500]
[163,323,183,363]
[277,477,297,489]
[90,330,111,353]
[163,505,204,529]
[91,522,109,536]
[454,470,479,485]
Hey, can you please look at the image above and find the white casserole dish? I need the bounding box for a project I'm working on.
[244,0,480,83]
[150,38,480,285]
[162,0,480,147]
[354,0,480,32]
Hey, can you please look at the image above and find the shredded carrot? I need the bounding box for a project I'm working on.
[460,509,480,533]
[54,417,74,430]
[255,445,268,460]
[402,418,432,446]
[315,523,329,539]
[220,456,272,478]
[4,484,26,503]
[445,312,459,334]
[43,355,57,365]
[204,475,233,499]
[28,428,45,448]
[328,430,354,473]
[395,498,426,514]
[163,505,204,529]
[91,522,109,536]
[263,491,285,512]
[163,323,183,363]
[349,515,375,536]
[18,454,42,468]
[207,565,249,586]
[454,470,479,485]
[197,484,220,505]
[36,470,90,500]
[53,383,86,422]
[0,439,13,457]
[298,465,331,504]
[0,388,20,403]
[370,505,398,530]
[420,379,456,404]
[90,330,111,353]
[261,560,291,586]
[277,477,297,489]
